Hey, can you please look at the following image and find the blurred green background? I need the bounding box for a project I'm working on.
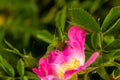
[0,0,120,80]
[0,0,119,57]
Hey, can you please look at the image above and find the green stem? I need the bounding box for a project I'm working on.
[70,74,78,80]
[58,26,64,42]
[99,32,110,80]
[84,72,88,80]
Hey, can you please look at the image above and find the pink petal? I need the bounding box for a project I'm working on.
[64,65,86,79]
[48,50,69,64]
[68,26,86,64]
[64,52,99,79]
[85,52,99,66]
[32,58,54,79]
[39,58,47,66]
[40,58,54,75]
[32,68,44,78]
[48,50,61,64]
[68,26,86,49]
[32,58,47,78]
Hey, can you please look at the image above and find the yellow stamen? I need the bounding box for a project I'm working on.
[57,57,80,78]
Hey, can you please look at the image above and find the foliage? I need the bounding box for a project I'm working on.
[0,0,120,80]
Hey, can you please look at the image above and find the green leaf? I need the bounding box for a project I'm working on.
[4,40,15,49]
[80,1,93,10]
[55,6,67,41]
[23,53,37,68]
[112,69,120,79]
[103,18,120,35]
[0,55,15,77]
[78,67,98,75]
[35,30,54,43]
[69,8,100,32]
[102,53,115,67]
[25,71,39,80]
[91,32,100,49]
[89,0,101,14]
[101,6,120,32]
[102,51,120,68]
[40,7,57,23]
[55,6,67,32]
[20,76,28,80]
[23,76,28,80]
[46,38,58,53]
[112,51,120,62]
[17,59,24,76]
[4,40,23,57]
[6,77,14,80]
[103,35,115,45]
[104,40,120,51]
[23,32,30,47]
[97,67,110,80]
[85,34,94,50]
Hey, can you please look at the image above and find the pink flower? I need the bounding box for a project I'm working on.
[32,26,99,80]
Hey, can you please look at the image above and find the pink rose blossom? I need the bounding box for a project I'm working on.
[32,26,99,80]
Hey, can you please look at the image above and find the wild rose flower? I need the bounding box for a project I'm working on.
[32,26,99,80]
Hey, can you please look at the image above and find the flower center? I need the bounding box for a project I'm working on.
[57,58,80,78]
